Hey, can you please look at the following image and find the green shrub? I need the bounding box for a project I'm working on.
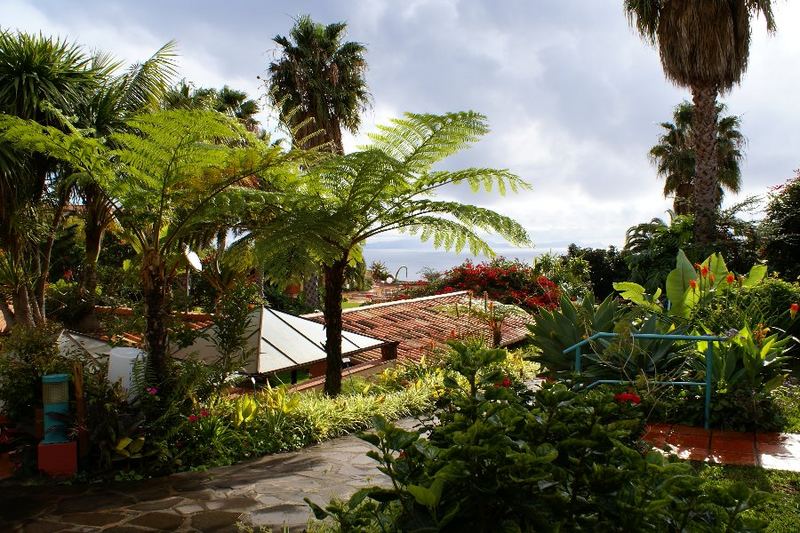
[527,292,620,373]
[308,343,770,532]
[0,323,65,421]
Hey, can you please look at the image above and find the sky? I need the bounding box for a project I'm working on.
[3,0,798,278]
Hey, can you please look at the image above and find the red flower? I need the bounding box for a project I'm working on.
[188,415,199,423]
[495,376,512,388]
[689,279,698,290]
[726,273,735,284]
[700,265,709,277]
[200,409,210,418]
[791,303,799,319]
[614,392,641,405]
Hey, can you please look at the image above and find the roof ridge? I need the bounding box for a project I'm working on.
[302,290,472,318]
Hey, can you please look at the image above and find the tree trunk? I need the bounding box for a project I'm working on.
[12,284,34,328]
[322,258,347,396]
[80,206,106,306]
[673,182,693,216]
[303,273,321,310]
[35,194,69,323]
[0,299,14,332]
[691,84,719,247]
[142,250,171,386]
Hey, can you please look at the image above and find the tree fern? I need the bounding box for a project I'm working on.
[246,111,531,396]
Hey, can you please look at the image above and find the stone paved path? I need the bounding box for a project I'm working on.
[1,429,396,532]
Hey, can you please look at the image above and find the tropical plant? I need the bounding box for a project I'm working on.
[267,15,369,154]
[309,347,770,532]
[622,211,694,292]
[368,260,390,282]
[531,251,591,298]
[527,292,620,373]
[75,41,179,313]
[697,323,792,394]
[163,80,260,132]
[624,0,776,245]
[763,170,800,281]
[248,112,530,395]
[650,101,745,214]
[616,249,767,320]
[267,15,371,309]
[0,30,106,326]
[425,257,561,312]
[0,109,296,388]
[566,244,630,299]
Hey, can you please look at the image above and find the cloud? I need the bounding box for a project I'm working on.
[3,0,796,276]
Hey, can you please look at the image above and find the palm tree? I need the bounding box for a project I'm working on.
[267,15,370,154]
[624,0,775,246]
[163,81,260,132]
[247,112,531,396]
[268,16,370,309]
[650,101,745,215]
[0,110,297,387]
[76,42,179,313]
[0,30,105,326]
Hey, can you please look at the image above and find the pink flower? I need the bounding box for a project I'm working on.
[146,387,158,396]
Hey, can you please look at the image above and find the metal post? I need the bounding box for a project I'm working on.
[575,345,582,374]
[704,343,713,430]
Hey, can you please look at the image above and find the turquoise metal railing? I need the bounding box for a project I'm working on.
[562,332,728,430]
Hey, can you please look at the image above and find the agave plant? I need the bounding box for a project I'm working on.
[527,292,620,373]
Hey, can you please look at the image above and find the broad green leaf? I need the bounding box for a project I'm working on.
[742,264,767,287]
[666,249,697,317]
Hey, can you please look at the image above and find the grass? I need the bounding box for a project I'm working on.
[773,382,800,433]
[341,300,362,309]
[698,464,800,531]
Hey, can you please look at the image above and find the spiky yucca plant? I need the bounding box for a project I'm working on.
[247,111,531,395]
[0,109,297,386]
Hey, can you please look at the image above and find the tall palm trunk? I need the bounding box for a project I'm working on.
[322,257,347,396]
[142,249,171,386]
[691,85,719,247]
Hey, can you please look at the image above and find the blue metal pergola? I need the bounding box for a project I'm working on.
[562,332,729,430]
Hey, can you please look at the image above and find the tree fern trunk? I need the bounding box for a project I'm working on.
[323,258,347,396]
[691,84,719,247]
[303,273,321,310]
[142,250,171,387]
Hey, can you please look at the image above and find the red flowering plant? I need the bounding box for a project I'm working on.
[429,257,561,312]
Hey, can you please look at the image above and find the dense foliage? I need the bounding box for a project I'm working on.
[309,342,770,532]
[763,171,800,282]
[409,257,561,312]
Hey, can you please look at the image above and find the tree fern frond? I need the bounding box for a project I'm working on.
[366,111,488,172]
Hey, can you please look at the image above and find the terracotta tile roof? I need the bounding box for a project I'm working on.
[304,291,533,364]
[90,306,214,347]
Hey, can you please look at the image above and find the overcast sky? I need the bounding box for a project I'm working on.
[4,0,798,276]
